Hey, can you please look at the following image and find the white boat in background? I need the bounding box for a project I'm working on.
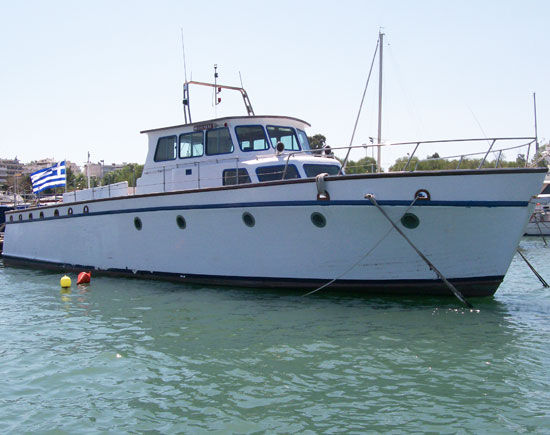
[524,180,550,236]
[2,76,546,298]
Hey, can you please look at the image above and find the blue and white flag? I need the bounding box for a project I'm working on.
[31,161,66,193]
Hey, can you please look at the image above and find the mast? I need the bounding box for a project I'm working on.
[534,92,539,154]
[376,31,384,172]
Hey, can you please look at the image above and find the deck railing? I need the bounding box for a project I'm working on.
[281,136,539,176]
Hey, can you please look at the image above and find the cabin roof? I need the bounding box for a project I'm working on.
[140,115,311,134]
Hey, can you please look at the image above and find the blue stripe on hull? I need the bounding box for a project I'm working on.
[5,199,530,225]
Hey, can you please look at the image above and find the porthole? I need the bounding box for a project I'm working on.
[18,214,22,221]
[134,217,142,231]
[39,212,44,219]
[9,215,13,222]
[28,213,33,220]
[401,213,420,229]
[242,212,255,227]
[176,215,186,229]
[311,212,326,228]
[54,209,59,217]
[83,205,89,214]
[67,208,73,216]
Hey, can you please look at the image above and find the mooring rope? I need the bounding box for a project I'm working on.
[535,218,548,246]
[517,249,549,287]
[365,194,473,308]
[303,195,421,297]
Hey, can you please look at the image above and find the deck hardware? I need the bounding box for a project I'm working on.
[315,173,330,201]
[415,189,430,201]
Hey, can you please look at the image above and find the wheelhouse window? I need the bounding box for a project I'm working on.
[223,168,251,185]
[303,164,340,178]
[154,136,177,161]
[256,164,300,182]
[266,126,301,151]
[206,127,234,155]
[179,132,204,158]
[235,126,269,151]
[297,129,310,150]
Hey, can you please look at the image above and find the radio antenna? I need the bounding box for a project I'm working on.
[239,71,244,88]
[180,28,188,83]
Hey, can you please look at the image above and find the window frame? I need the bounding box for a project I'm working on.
[234,125,270,152]
[222,168,252,186]
[205,127,235,156]
[154,135,178,162]
[303,164,341,178]
[266,125,301,151]
[255,164,301,182]
[179,131,204,159]
[296,129,310,150]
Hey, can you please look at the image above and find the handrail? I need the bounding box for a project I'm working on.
[183,81,255,123]
[59,137,539,198]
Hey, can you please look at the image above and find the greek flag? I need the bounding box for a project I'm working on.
[31,161,66,193]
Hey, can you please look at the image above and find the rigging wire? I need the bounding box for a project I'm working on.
[340,37,380,174]
[386,42,426,140]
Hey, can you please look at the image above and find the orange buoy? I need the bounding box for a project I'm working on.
[77,271,91,285]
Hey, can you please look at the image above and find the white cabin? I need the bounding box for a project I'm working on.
[61,115,341,203]
[135,115,341,194]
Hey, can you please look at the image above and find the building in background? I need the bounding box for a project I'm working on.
[83,162,102,178]
[23,158,57,175]
[0,158,23,180]
[0,164,8,185]
[83,161,126,179]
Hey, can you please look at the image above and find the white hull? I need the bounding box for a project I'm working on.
[3,169,545,297]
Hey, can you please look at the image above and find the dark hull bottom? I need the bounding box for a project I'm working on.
[1,255,502,298]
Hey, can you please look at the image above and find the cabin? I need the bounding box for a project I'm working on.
[135,115,341,194]
[61,115,341,203]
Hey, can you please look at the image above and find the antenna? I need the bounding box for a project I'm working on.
[181,28,190,123]
[239,71,244,88]
[180,28,188,83]
[534,92,539,154]
[213,64,221,117]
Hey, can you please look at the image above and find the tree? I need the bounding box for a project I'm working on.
[389,152,528,172]
[308,134,327,151]
[101,163,143,187]
[344,156,378,174]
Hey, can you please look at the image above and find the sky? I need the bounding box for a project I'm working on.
[1,0,549,169]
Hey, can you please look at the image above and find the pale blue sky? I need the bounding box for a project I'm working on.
[1,0,548,168]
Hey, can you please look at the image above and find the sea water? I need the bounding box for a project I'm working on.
[0,238,549,433]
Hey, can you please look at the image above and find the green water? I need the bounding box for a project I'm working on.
[1,238,550,433]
